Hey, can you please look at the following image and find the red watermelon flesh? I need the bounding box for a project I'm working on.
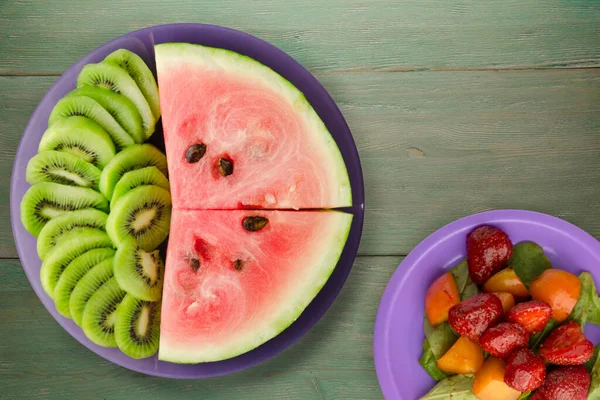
[158,209,352,363]
[155,43,352,210]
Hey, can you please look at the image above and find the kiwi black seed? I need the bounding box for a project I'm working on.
[54,248,116,318]
[20,182,109,237]
[67,86,144,144]
[114,237,164,301]
[218,157,233,177]
[38,116,116,168]
[106,185,172,251]
[69,258,114,326]
[48,96,135,150]
[104,49,161,120]
[77,62,156,139]
[242,216,269,232]
[99,144,168,200]
[40,228,113,298]
[37,208,109,260]
[82,277,126,348]
[115,294,161,359]
[26,151,102,190]
[185,143,207,163]
[110,166,170,206]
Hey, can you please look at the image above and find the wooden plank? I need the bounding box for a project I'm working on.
[0,256,398,400]
[3,70,600,257]
[1,0,599,75]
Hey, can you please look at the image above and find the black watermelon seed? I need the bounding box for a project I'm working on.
[242,216,269,232]
[218,158,233,177]
[185,143,207,163]
[233,259,243,271]
[190,258,200,272]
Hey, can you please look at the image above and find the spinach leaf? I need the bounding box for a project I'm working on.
[424,318,459,359]
[450,260,479,301]
[529,318,559,350]
[419,375,478,400]
[419,340,449,382]
[585,345,600,373]
[569,272,600,328]
[518,392,532,400]
[510,241,552,287]
[589,345,600,399]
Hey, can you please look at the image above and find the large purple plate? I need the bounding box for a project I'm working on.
[374,210,600,399]
[10,24,365,378]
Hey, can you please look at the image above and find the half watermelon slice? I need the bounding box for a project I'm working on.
[155,43,352,210]
[159,210,353,363]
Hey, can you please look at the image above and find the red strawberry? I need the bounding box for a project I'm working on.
[504,348,546,391]
[479,322,529,358]
[506,300,552,333]
[448,293,503,342]
[539,321,594,365]
[467,225,513,284]
[535,366,590,400]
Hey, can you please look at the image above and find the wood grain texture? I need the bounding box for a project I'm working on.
[1,0,599,75]
[0,256,399,400]
[3,70,600,257]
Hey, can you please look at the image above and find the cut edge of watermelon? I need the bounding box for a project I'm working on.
[154,42,352,208]
[157,210,354,364]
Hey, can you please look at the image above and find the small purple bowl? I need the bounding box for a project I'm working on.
[10,24,364,378]
[374,210,600,399]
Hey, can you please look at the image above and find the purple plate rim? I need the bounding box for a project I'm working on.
[10,23,365,378]
[373,209,600,399]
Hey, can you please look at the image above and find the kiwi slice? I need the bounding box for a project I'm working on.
[82,277,126,347]
[38,116,116,169]
[70,258,114,326]
[68,86,144,144]
[48,96,135,150]
[77,63,155,139]
[99,144,168,200]
[20,182,109,237]
[104,49,160,120]
[106,185,171,251]
[37,208,109,260]
[111,166,170,205]
[114,237,164,301]
[40,228,113,297]
[115,294,160,359]
[54,248,116,318]
[26,151,101,189]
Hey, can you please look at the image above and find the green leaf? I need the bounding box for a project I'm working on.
[529,318,560,350]
[585,345,600,373]
[450,260,479,301]
[589,345,600,399]
[518,391,532,400]
[569,272,600,328]
[419,340,449,382]
[419,375,478,400]
[510,241,553,287]
[424,318,459,359]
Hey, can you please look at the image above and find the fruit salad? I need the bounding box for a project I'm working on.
[420,225,600,400]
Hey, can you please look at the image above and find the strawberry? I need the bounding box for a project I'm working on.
[467,225,513,284]
[504,348,546,391]
[534,366,590,400]
[448,293,503,342]
[479,322,529,358]
[539,321,594,365]
[506,300,552,333]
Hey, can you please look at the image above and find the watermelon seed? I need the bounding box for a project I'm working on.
[218,158,234,177]
[190,258,200,272]
[233,259,244,271]
[242,216,269,232]
[185,143,206,163]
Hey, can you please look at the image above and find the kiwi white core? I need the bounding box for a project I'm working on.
[132,209,156,232]
[137,306,150,337]
[142,251,159,283]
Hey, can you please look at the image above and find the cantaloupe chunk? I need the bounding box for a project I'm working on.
[473,357,521,400]
[437,336,484,374]
[425,272,461,327]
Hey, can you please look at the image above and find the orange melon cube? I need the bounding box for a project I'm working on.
[473,357,521,400]
[437,336,484,374]
[483,268,529,301]
[425,272,460,327]
[530,269,581,322]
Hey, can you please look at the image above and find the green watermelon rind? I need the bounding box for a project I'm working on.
[157,211,354,363]
[154,42,352,207]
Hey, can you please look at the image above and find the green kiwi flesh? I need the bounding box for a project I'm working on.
[54,248,116,318]
[99,144,168,200]
[40,228,113,297]
[48,96,135,150]
[82,277,126,347]
[114,237,164,301]
[106,185,172,251]
[37,208,109,260]
[70,258,114,326]
[38,116,116,168]
[77,63,155,139]
[26,150,102,189]
[67,86,144,144]
[115,294,160,359]
[20,182,109,237]
[104,49,160,120]
[110,166,170,205]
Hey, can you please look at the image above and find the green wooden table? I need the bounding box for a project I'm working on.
[1,1,599,398]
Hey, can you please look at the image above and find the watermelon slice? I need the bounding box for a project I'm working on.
[158,209,352,363]
[154,43,352,210]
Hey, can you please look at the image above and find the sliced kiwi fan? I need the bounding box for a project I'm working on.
[20,49,169,359]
